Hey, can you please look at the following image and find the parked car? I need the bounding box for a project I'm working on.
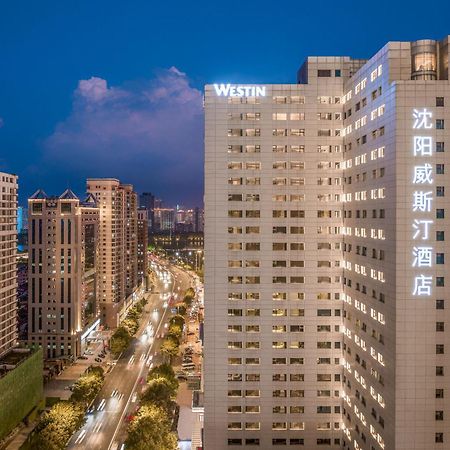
[95,357,102,363]
[78,356,88,360]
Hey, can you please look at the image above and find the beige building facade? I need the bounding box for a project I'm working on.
[0,172,18,358]
[86,178,138,328]
[204,37,450,450]
[27,189,99,358]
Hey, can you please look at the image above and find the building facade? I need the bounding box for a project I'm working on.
[27,189,99,359]
[137,207,149,285]
[87,179,138,327]
[139,192,155,231]
[204,37,450,450]
[0,172,18,358]
[154,207,175,231]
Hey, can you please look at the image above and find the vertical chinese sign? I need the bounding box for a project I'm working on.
[412,108,434,296]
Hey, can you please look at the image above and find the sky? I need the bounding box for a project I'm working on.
[1,0,450,207]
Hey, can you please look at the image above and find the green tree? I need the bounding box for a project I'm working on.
[141,378,176,415]
[147,364,179,394]
[169,314,185,328]
[125,405,177,450]
[110,326,131,356]
[34,402,85,450]
[168,323,182,339]
[122,317,139,336]
[70,367,104,404]
[160,336,179,362]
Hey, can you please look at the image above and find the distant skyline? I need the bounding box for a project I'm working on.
[1,0,450,206]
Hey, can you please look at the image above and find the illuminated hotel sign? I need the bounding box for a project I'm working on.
[411,108,434,296]
[213,83,266,97]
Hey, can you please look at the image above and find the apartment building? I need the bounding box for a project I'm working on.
[86,178,138,327]
[204,37,450,450]
[0,172,18,358]
[137,206,149,285]
[27,189,99,358]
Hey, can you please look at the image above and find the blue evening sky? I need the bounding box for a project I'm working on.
[0,0,449,206]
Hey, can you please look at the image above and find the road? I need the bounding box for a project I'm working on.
[67,261,193,450]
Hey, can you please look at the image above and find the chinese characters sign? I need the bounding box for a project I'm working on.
[411,109,433,296]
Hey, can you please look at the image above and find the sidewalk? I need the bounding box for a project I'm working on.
[176,382,196,440]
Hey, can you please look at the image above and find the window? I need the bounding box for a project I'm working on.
[436,164,445,174]
[436,253,445,264]
[335,69,341,77]
[435,433,444,443]
[436,119,445,129]
[437,322,445,332]
[437,231,445,241]
[437,209,445,219]
[437,142,445,152]
[436,389,444,398]
[436,97,445,107]
[318,69,332,77]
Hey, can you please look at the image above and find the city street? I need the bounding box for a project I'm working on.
[67,262,194,450]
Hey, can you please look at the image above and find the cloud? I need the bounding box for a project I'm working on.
[43,67,204,206]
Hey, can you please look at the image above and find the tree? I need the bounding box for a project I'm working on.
[122,317,139,336]
[110,326,131,356]
[169,314,185,328]
[167,323,182,339]
[125,405,178,450]
[160,336,179,362]
[34,402,85,450]
[147,364,179,394]
[70,367,104,404]
[141,378,176,415]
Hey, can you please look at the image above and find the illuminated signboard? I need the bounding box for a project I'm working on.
[411,108,434,296]
[213,83,266,97]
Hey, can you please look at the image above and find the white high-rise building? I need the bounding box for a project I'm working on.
[204,37,450,450]
[0,172,18,358]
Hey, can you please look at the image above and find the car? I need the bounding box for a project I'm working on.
[95,358,102,363]
[176,373,187,381]
[187,332,195,336]
[98,354,105,359]
[78,356,88,360]
[87,405,95,414]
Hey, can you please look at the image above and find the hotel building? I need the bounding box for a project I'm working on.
[27,189,99,358]
[204,37,450,449]
[0,172,18,358]
[86,178,138,327]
